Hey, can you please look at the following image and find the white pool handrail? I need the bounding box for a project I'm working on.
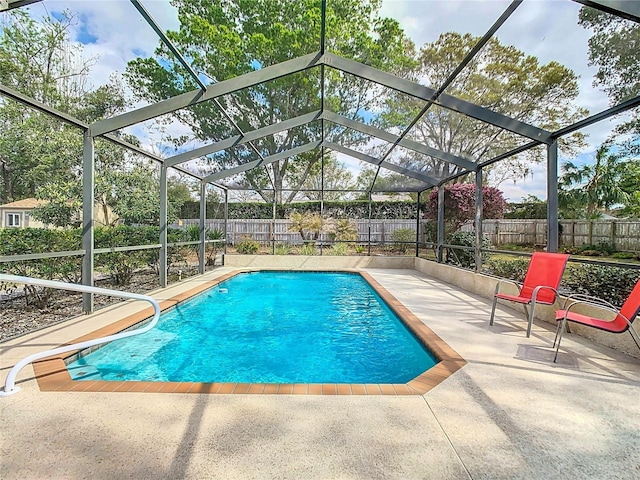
[0,274,161,397]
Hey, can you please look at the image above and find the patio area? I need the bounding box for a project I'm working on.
[1,266,639,479]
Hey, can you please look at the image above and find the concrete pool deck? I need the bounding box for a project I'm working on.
[1,267,639,479]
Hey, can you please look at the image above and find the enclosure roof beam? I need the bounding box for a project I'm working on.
[90,52,323,136]
[203,141,321,182]
[321,110,476,171]
[165,110,322,167]
[321,53,552,143]
[572,0,640,23]
[0,83,213,183]
[551,94,640,139]
[130,0,207,91]
[323,141,438,186]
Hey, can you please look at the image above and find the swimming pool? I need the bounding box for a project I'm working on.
[67,271,438,384]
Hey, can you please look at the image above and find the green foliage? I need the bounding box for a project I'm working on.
[559,144,629,219]
[611,252,637,260]
[563,242,615,256]
[563,264,640,308]
[579,7,640,136]
[485,258,531,283]
[31,181,82,228]
[330,218,358,242]
[236,236,259,254]
[179,200,420,220]
[299,243,317,256]
[504,196,547,219]
[0,227,82,308]
[288,212,325,241]
[329,243,350,256]
[274,243,292,255]
[447,231,491,268]
[94,226,159,285]
[390,228,415,253]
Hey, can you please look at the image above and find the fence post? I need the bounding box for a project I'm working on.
[611,221,616,249]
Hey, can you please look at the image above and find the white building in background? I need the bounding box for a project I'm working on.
[0,198,48,228]
[0,198,117,228]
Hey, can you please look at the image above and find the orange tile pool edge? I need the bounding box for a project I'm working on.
[33,270,466,395]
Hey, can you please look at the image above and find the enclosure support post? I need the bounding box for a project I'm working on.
[368,192,372,256]
[199,182,206,274]
[475,168,484,272]
[415,191,421,257]
[437,186,445,263]
[224,189,228,255]
[82,131,94,313]
[272,200,276,255]
[547,140,559,253]
[159,164,168,287]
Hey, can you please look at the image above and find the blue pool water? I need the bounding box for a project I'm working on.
[67,272,437,383]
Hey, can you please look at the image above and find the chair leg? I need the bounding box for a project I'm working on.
[526,303,535,338]
[552,320,562,348]
[489,295,499,326]
[553,318,568,362]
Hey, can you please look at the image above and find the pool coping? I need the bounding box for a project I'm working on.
[32,269,466,395]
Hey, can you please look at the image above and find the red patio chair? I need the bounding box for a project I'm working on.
[489,252,570,337]
[553,279,640,362]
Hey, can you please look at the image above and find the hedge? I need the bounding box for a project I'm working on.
[179,200,420,220]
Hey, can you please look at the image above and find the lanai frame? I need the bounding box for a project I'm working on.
[1,0,639,312]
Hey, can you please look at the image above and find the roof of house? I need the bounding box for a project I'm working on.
[0,198,48,209]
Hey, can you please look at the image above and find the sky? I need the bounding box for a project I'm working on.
[8,0,636,202]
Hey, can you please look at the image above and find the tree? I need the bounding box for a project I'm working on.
[504,195,547,219]
[377,32,587,186]
[617,158,640,218]
[579,7,640,137]
[0,10,180,227]
[424,183,507,236]
[124,0,415,206]
[559,144,629,219]
[0,10,95,204]
[299,153,354,201]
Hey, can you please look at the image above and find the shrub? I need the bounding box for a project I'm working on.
[447,230,491,268]
[611,252,636,260]
[330,218,358,242]
[236,236,259,254]
[298,243,317,255]
[485,258,531,283]
[0,227,82,308]
[563,264,640,308]
[390,228,415,253]
[576,242,615,256]
[329,243,350,256]
[274,243,292,255]
[94,226,158,285]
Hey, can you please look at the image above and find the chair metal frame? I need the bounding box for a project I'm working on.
[553,293,640,363]
[489,252,569,338]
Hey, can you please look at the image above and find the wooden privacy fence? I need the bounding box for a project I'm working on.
[461,219,640,251]
[174,219,419,244]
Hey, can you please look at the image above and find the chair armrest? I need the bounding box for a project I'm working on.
[561,299,630,325]
[561,293,617,311]
[530,285,560,305]
[493,277,523,296]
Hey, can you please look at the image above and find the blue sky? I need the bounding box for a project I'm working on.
[12,0,636,201]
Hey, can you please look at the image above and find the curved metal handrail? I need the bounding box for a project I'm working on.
[0,274,161,397]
